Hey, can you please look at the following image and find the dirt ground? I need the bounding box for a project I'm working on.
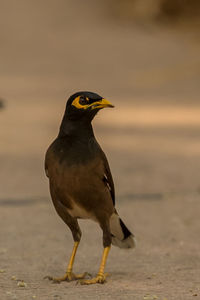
[1,1,200,299]
[1,190,200,300]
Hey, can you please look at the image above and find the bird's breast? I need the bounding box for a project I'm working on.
[45,137,112,220]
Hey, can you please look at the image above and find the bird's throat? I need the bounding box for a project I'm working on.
[58,116,94,139]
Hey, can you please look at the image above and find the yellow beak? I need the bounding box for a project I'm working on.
[90,98,114,110]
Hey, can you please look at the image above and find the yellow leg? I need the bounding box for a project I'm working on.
[45,242,88,283]
[80,246,111,285]
[67,241,79,274]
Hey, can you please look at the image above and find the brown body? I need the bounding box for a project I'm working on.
[45,135,114,247]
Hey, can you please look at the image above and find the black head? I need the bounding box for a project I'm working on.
[59,91,114,137]
[65,91,114,121]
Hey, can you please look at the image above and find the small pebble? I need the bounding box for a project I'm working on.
[143,295,158,300]
[54,295,62,299]
[0,269,5,273]
[17,281,27,287]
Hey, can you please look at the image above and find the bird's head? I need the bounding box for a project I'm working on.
[65,91,114,121]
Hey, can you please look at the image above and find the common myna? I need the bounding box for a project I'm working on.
[45,91,135,285]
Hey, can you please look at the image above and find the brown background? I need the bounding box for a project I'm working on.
[0,1,200,299]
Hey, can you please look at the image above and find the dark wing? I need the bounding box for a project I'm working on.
[101,151,115,206]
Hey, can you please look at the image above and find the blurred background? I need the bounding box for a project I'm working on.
[0,1,200,298]
[0,0,200,201]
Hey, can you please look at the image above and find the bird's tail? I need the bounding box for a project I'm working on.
[110,211,136,249]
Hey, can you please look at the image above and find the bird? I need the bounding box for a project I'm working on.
[44,91,136,285]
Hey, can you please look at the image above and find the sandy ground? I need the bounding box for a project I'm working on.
[1,191,200,300]
[1,1,200,299]
[1,100,200,300]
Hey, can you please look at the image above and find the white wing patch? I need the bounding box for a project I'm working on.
[67,199,97,222]
[45,168,49,177]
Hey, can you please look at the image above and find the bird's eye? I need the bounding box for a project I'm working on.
[79,96,88,105]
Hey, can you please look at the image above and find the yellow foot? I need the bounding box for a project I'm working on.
[79,273,109,285]
[44,272,89,283]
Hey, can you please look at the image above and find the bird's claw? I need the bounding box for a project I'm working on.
[44,272,90,283]
[43,275,61,284]
[79,272,109,285]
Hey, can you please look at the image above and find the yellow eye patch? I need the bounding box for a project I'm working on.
[72,96,89,110]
